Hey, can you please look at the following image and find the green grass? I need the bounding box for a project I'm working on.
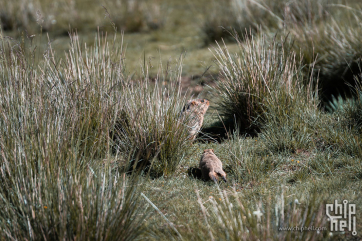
[212,33,317,136]
[0,30,153,240]
[286,2,362,107]
[0,0,167,34]
[112,57,192,176]
[201,0,337,46]
[1,0,362,240]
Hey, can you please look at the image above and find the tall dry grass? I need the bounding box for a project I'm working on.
[0,31,155,239]
[0,0,166,34]
[113,56,192,177]
[202,0,334,45]
[212,34,317,135]
[172,188,331,240]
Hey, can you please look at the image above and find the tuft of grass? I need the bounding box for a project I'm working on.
[0,0,166,35]
[188,187,331,240]
[1,1,362,239]
[328,75,362,131]
[102,0,167,33]
[319,80,362,157]
[0,160,151,240]
[260,101,321,153]
[204,0,362,107]
[202,0,272,45]
[0,0,80,34]
[212,34,317,136]
[201,0,334,45]
[0,30,153,240]
[286,3,362,106]
[202,0,255,46]
[113,57,192,177]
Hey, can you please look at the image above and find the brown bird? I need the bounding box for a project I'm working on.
[199,149,227,182]
[179,99,209,140]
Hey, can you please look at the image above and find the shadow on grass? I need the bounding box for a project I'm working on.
[319,60,362,110]
[199,119,258,143]
[187,166,202,180]
[187,166,231,186]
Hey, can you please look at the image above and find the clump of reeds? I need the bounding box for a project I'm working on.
[285,3,362,106]
[185,187,330,240]
[0,30,153,239]
[203,0,362,107]
[213,33,316,134]
[113,57,192,177]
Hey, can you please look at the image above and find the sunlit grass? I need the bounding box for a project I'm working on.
[1,0,362,240]
[0,30,155,239]
[113,58,192,177]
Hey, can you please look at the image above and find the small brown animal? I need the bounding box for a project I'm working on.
[199,149,227,182]
[180,99,209,140]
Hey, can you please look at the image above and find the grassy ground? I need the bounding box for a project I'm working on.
[0,0,226,76]
[1,0,362,240]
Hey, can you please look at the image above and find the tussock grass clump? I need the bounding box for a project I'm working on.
[213,34,316,137]
[189,188,330,240]
[113,60,191,177]
[103,0,166,33]
[204,0,362,106]
[327,93,362,131]
[204,0,362,107]
[0,0,80,33]
[260,100,321,153]
[202,0,278,45]
[319,80,362,157]
[202,0,333,45]
[0,0,166,34]
[287,4,362,106]
[40,31,127,159]
[202,0,259,45]
[0,160,150,240]
[342,78,362,130]
[0,31,153,239]
[1,1,362,239]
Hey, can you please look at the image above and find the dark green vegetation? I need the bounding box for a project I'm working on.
[1,0,362,240]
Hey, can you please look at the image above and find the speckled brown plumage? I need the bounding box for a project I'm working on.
[199,149,227,182]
